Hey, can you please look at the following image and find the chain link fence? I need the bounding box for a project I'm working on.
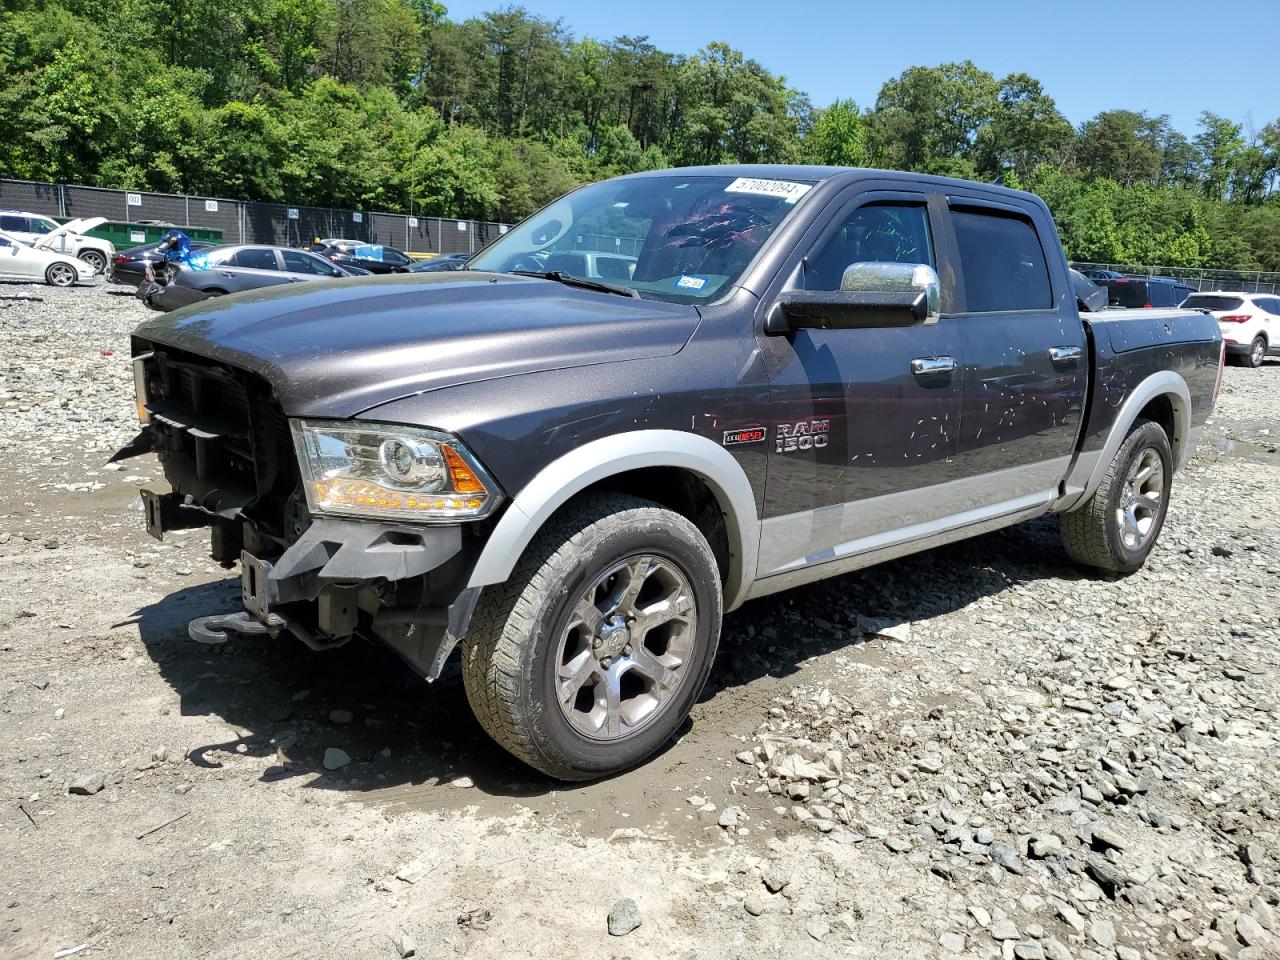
[1072,262,1280,296]
[0,178,511,255]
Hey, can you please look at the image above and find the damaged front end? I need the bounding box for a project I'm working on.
[126,340,499,679]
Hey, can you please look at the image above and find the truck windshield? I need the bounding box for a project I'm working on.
[467,174,816,303]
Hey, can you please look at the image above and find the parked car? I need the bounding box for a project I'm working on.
[1080,268,1124,283]
[1181,290,1280,367]
[127,165,1222,781]
[110,240,216,288]
[0,229,99,286]
[311,240,412,274]
[409,253,473,273]
[1107,276,1198,308]
[536,250,637,282]
[138,244,368,312]
[0,211,115,273]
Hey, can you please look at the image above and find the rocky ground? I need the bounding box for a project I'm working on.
[1,282,1277,960]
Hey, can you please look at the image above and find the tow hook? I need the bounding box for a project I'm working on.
[188,611,285,645]
[186,609,349,652]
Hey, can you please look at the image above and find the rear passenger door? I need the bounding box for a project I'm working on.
[943,197,1087,508]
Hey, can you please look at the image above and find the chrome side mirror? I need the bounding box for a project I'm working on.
[840,261,941,324]
[767,261,942,335]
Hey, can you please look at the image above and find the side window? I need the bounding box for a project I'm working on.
[282,250,331,275]
[1260,297,1280,316]
[29,218,56,235]
[802,202,934,291]
[0,215,28,232]
[0,235,11,247]
[232,248,278,270]
[953,208,1052,312]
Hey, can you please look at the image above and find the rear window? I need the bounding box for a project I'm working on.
[1184,294,1244,311]
[952,208,1052,312]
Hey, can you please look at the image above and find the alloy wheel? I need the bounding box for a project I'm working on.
[47,263,76,286]
[554,555,696,741]
[1116,447,1164,551]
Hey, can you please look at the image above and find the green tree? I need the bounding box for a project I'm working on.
[802,99,868,167]
[870,61,999,171]
[1194,111,1245,201]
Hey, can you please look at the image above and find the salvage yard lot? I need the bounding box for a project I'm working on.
[1,284,1278,960]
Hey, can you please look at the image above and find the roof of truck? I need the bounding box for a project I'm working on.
[617,164,1046,205]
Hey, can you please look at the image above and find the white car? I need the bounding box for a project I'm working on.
[1181,291,1280,368]
[0,229,99,286]
[0,211,115,274]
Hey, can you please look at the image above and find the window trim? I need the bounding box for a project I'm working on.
[946,202,1055,316]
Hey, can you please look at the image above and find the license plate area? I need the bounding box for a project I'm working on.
[241,551,276,620]
[141,489,164,541]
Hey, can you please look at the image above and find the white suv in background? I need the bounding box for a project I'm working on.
[1181,291,1280,368]
[0,211,115,274]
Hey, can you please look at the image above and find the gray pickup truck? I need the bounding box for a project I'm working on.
[126,166,1223,780]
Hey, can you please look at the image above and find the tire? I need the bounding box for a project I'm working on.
[1247,336,1266,368]
[77,250,107,274]
[462,493,723,781]
[1060,418,1173,574]
[44,262,77,287]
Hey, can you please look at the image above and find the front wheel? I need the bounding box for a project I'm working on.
[45,262,77,287]
[462,494,722,781]
[1060,418,1173,574]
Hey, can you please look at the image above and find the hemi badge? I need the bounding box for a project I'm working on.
[723,427,766,446]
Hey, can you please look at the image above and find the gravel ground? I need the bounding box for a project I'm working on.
[1,282,1277,960]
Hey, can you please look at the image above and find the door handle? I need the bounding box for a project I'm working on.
[1048,345,1083,364]
[911,356,956,376]
[219,270,234,278]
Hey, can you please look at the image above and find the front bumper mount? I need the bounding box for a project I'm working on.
[145,489,481,678]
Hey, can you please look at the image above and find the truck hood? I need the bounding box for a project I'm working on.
[35,216,105,249]
[133,272,702,417]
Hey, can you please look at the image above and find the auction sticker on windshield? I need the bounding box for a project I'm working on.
[724,177,812,203]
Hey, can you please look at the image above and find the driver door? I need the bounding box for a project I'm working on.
[0,234,39,277]
[756,187,964,579]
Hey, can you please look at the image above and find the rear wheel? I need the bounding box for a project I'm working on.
[1247,335,1266,368]
[462,494,722,781]
[44,262,77,287]
[77,249,107,274]
[1060,418,1173,574]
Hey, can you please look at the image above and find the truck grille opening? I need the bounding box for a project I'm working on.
[138,344,298,539]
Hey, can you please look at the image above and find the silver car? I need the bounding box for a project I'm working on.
[140,245,367,312]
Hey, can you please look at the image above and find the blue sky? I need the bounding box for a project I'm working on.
[441,0,1278,137]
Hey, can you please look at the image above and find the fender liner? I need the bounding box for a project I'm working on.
[466,430,760,610]
[1055,371,1192,513]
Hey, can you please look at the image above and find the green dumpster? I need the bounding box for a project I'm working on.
[57,219,223,248]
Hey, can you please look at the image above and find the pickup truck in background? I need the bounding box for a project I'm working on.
[125,166,1224,780]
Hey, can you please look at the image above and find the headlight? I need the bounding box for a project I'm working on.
[291,420,501,522]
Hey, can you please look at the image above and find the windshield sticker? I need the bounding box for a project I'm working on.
[676,275,707,290]
[724,177,812,203]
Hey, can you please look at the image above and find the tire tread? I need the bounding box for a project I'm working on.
[461,493,719,780]
[1060,418,1169,574]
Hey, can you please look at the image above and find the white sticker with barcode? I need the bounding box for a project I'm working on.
[724,177,811,203]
